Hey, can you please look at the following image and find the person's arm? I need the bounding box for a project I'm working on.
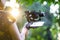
[20,22,29,40]
[9,22,29,40]
[9,22,20,40]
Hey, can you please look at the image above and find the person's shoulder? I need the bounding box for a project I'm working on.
[0,10,16,23]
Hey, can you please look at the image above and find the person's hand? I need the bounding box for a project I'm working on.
[23,22,32,30]
[24,21,45,30]
[24,22,39,30]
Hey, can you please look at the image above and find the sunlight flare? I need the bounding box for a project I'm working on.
[5,0,20,19]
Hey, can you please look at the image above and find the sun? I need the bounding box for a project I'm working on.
[5,0,20,19]
[10,8,19,18]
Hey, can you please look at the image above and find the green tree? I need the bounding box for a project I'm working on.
[16,0,60,40]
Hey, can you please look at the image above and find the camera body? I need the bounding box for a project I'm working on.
[25,11,45,28]
[25,11,44,22]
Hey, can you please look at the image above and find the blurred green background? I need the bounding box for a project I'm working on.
[16,0,60,40]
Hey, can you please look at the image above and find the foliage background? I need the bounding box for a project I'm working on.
[16,0,60,40]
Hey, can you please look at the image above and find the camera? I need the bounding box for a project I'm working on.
[25,10,45,28]
[25,11,44,22]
